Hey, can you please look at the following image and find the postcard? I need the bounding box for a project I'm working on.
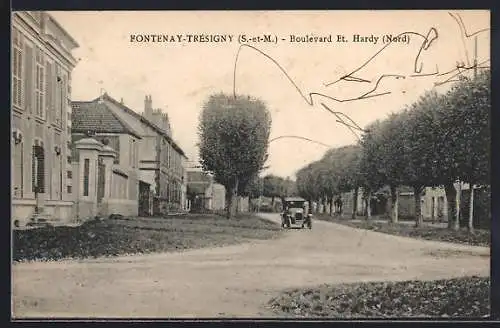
[11,10,491,320]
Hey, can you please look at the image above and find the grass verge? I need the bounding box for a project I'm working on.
[13,213,282,262]
[314,214,489,247]
[268,276,490,318]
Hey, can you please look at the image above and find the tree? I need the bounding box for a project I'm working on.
[314,160,337,214]
[239,174,263,200]
[401,91,447,227]
[444,71,491,231]
[262,175,286,209]
[359,116,406,223]
[198,93,271,219]
[296,163,321,214]
[359,120,386,220]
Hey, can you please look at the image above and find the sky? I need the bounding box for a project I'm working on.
[49,10,490,178]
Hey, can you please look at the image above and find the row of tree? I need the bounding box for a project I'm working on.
[295,70,490,230]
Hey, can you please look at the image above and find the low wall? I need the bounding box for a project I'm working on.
[103,198,138,217]
[76,200,97,220]
[12,199,74,227]
[44,200,74,223]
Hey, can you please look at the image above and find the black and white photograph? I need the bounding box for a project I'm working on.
[11,10,491,319]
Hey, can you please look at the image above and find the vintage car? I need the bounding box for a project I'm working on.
[281,197,312,229]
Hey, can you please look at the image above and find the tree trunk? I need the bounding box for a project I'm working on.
[271,196,275,211]
[329,196,334,216]
[308,199,313,215]
[226,178,239,219]
[468,184,474,232]
[352,188,359,220]
[455,182,462,231]
[413,186,424,227]
[322,198,327,214]
[389,185,399,224]
[444,182,459,230]
[365,190,372,220]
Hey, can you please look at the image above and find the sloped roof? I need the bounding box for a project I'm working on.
[71,101,142,139]
[99,93,187,159]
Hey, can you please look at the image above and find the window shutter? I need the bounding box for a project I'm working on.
[62,74,68,126]
[12,50,18,106]
[32,146,36,192]
[24,44,33,114]
[45,61,53,122]
[38,146,45,193]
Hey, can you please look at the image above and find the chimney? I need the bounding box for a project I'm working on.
[144,95,152,117]
[98,88,104,103]
[120,98,124,105]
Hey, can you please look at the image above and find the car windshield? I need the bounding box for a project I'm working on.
[287,201,304,208]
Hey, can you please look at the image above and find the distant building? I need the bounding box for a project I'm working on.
[186,170,225,212]
[11,11,79,226]
[337,183,469,222]
[85,93,188,215]
[71,99,142,218]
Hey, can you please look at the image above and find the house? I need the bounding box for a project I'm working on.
[11,11,79,227]
[337,183,474,222]
[186,170,225,212]
[71,99,142,218]
[87,93,188,215]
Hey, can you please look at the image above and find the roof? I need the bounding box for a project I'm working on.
[71,101,142,139]
[47,13,80,48]
[187,171,212,183]
[99,93,187,159]
[284,197,306,202]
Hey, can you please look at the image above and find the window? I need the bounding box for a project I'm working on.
[67,170,72,179]
[35,47,45,119]
[67,155,71,164]
[45,60,54,122]
[83,158,89,196]
[55,65,62,125]
[31,142,45,193]
[24,43,33,113]
[12,28,23,108]
[67,185,72,194]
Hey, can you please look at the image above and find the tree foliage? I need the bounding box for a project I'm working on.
[295,69,490,228]
[198,93,272,218]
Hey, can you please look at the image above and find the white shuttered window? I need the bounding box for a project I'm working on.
[12,28,23,108]
[35,47,45,119]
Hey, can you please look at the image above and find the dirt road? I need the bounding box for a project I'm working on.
[12,214,489,318]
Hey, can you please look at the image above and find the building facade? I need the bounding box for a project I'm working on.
[94,93,188,215]
[71,99,142,218]
[11,11,79,226]
[186,170,227,212]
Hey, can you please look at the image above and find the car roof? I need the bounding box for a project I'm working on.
[284,197,306,202]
